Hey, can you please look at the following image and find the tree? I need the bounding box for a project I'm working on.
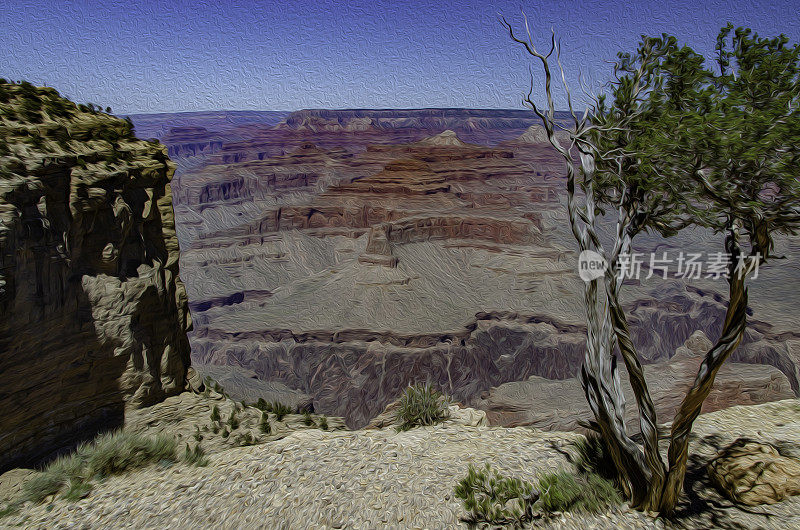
[503,16,800,514]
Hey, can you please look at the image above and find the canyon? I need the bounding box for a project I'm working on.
[136,108,800,429]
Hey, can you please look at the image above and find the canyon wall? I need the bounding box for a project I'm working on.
[148,109,800,430]
[0,82,192,471]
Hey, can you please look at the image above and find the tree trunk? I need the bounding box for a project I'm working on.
[656,227,749,514]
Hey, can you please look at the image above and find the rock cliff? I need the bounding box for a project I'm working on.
[0,81,192,471]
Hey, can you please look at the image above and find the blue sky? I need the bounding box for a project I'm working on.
[1,0,798,113]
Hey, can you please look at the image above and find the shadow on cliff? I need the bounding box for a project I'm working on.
[0,284,126,474]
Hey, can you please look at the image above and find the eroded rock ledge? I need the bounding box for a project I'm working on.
[0,82,192,471]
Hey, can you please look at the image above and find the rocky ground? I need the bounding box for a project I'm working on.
[2,398,798,529]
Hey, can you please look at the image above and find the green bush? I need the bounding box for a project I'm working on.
[303,411,314,426]
[235,432,256,447]
[182,444,209,467]
[536,471,621,514]
[210,405,220,423]
[227,410,239,430]
[394,383,450,432]
[259,412,271,434]
[82,431,176,478]
[454,464,622,524]
[272,402,292,421]
[454,463,537,526]
[20,431,179,504]
[62,478,92,501]
[22,471,65,504]
[573,434,618,483]
[0,504,19,518]
[318,416,329,431]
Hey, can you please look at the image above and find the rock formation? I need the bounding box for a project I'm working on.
[140,107,800,430]
[0,81,192,472]
[708,438,800,505]
[477,331,795,430]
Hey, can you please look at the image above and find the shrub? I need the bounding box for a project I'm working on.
[62,478,92,501]
[272,402,292,421]
[210,405,220,423]
[454,463,537,526]
[536,471,621,514]
[182,444,209,467]
[394,383,450,432]
[454,464,622,524]
[20,431,178,504]
[0,504,19,518]
[235,432,256,446]
[318,417,329,431]
[573,434,618,482]
[22,471,65,504]
[227,410,239,431]
[255,398,269,411]
[259,412,271,434]
[303,411,314,426]
[83,431,176,478]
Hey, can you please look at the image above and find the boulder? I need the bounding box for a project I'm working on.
[708,438,800,505]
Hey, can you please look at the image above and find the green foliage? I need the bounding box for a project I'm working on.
[193,426,203,442]
[62,478,92,501]
[454,464,537,526]
[182,444,209,467]
[573,434,619,484]
[81,431,176,478]
[235,432,256,446]
[22,471,65,504]
[227,410,239,430]
[0,504,19,518]
[594,25,800,254]
[454,461,622,524]
[318,416,329,431]
[272,402,292,421]
[536,471,622,514]
[210,405,220,423]
[259,412,272,434]
[303,410,314,426]
[20,98,42,123]
[20,431,179,504]
[394,382,451,432]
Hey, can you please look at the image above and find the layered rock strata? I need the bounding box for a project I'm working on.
[0,82,192,471]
